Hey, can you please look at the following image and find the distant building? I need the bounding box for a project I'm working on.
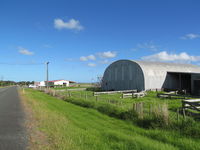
[102,60,200,95]
[50,80,75,87]
[34,82,40,87]
[38,80,76,87]
[39,81,54,87]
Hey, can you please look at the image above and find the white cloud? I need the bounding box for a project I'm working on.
[54,18,84,31]
[98,51,117,58]
[80,56,88,61]
[87,55,96,60]
[87,63,96,67]
[142,51,200,63]
[80,54,96,61]
[181,33,200,40]
[18,47,34,55]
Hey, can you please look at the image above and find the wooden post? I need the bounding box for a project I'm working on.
[133,103,135,111]
[53,90,56,96]
[140,102,144,119]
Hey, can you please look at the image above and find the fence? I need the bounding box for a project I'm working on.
[182,99,200,112]
[93,89,137,96]
[122,91,146,99]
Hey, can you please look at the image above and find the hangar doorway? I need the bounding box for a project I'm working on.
[193,79,200,95]
[163,72,192,94]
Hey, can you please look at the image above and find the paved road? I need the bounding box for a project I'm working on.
[0,86,27,150]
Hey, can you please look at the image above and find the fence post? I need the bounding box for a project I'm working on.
[132,92,134,98]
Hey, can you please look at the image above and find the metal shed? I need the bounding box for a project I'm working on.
[101,60,200,95]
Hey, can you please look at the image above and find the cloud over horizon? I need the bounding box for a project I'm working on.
[97,51,117,58]
[87,63,96,67]
[181,33,200,40]
[18,47,34,55]
[141,51,200,63]
[80,55,96,61]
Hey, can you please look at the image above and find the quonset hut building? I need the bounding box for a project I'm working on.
[101,60,200,95]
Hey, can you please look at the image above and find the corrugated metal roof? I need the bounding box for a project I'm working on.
[133,60,200,73]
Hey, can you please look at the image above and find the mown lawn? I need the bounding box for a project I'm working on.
[22,89,200,150]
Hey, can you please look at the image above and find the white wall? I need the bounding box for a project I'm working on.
[54,80,69,87]
[39,81,54,87]
[39,81,46,86]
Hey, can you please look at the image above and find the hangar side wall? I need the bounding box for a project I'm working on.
[102,60,145,91]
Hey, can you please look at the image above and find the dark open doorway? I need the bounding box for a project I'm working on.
[193,80,200,95]
[163,72,192,94]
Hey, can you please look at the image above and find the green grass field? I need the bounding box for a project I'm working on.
[59,90,182,110]
[23,89,200,150]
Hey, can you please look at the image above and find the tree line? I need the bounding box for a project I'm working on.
[0,81,34,86]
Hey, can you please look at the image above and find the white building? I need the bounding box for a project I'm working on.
[38,80,75,87]
[51,80,72,87]
[38,81,54,87]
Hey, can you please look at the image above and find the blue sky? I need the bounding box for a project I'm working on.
[0,0,200,82]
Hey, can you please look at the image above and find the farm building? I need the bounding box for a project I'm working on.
[50,80,76,87]
[38,80,75,87]
[102,60,200,95]
[38,81,54,87]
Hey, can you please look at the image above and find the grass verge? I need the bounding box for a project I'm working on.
[22,89,200,150]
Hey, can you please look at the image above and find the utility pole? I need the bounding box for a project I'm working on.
[46,62,49,89]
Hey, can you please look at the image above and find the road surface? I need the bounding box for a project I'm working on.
[0,86,27,150]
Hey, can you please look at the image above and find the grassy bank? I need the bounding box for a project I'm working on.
[48,89,200,134]
[22,89,200,150]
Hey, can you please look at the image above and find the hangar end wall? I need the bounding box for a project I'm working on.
[102,60,144,91]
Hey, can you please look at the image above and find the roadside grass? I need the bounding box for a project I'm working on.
[22,89,200,150]
[50,89,200,137]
